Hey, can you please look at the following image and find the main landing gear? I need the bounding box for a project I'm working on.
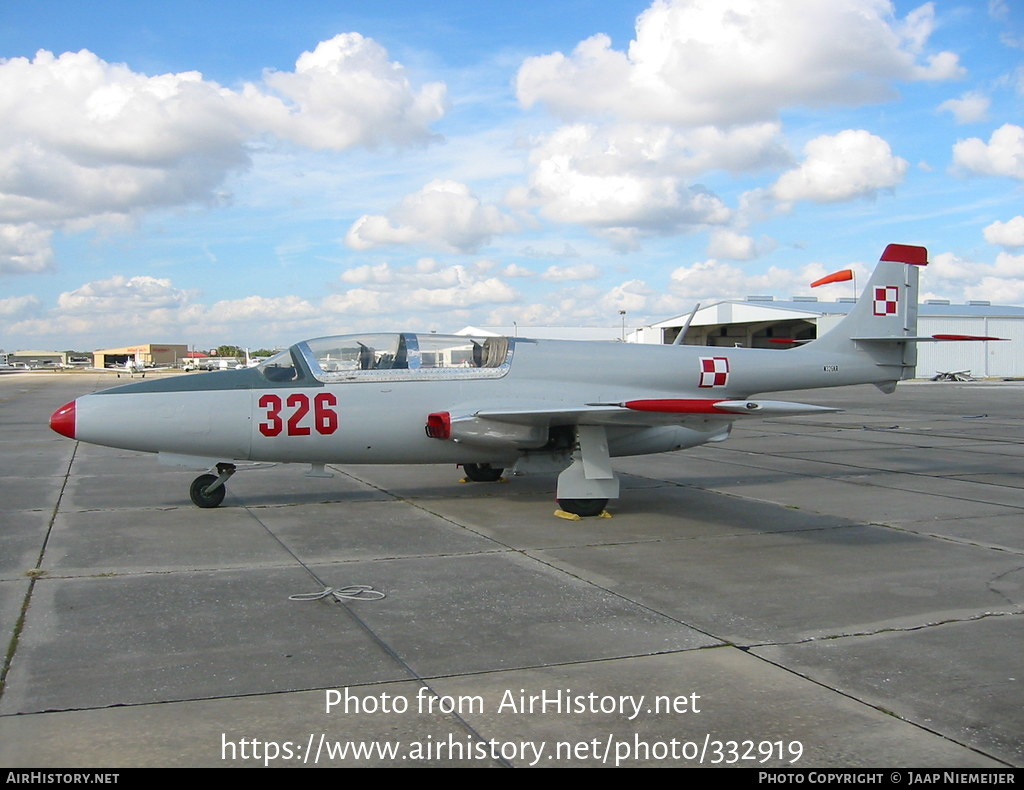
[554,425,618,518]
[189,463,236,508]
[555,498,609,518]
[461,463,504,482]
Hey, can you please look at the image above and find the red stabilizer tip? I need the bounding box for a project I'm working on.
[50,400,76,439]
[880,244,928,265]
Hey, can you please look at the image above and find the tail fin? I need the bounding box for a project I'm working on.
[802,244,927,391]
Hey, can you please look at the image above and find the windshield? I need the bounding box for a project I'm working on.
[278,333,512,383]
[257,347,305,383]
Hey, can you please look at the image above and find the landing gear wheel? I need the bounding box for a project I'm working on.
[462,463,504,482]
[556,498,608,517]
[190,473,226,508]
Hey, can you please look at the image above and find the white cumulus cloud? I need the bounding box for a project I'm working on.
[707,230,757,260]
[983,216,1024,249]
[953,124,1024,178]
[518,124,732,240]
[56,274,194,314]
[926,250,1024,304]
[540,263,602,281]
[772,130,909,203]
[0,294,41,317]
[238,33,447,150]
[207,295,319,323]
[333,258,520,312]
[938,92,990,124]
[0,49,248,226]
[0,37,448,274]
[6,274,203,342]
[345,180,518,253]
[516,0,962,126]
[0,224,55,274]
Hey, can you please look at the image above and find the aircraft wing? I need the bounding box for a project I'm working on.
[428,398,840,448]
[476,399,839,424]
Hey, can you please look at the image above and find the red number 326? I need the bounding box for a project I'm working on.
[258,392,338,437]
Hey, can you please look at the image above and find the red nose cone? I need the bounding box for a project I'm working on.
[50,400,76,439]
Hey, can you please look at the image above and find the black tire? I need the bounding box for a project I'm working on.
[190,474,226,508]
[556,498,608,517]
[462,463,504,482]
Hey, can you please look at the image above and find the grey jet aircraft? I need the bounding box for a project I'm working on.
[48,244,1001,516]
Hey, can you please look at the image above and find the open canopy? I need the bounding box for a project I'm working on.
[258,333,513,384]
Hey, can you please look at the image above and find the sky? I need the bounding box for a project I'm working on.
[1,0,1022,351]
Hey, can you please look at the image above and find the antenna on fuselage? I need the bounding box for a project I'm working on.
[672,303,700,345]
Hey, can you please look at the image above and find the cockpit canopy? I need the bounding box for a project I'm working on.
[258,333,513,384]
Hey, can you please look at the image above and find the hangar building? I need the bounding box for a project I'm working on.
[633,298,1024,378]
[6,350,67,367]
[92,344,188,369]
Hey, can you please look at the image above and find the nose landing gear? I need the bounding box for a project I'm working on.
[189,463,236,508]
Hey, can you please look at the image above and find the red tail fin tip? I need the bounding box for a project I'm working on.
[880,244,928,265]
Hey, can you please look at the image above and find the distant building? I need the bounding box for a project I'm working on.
[92,344,188,369]
[7,350,67,367]
[632,298,1024,378]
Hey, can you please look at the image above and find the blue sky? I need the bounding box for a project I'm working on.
[1,0,1022,351]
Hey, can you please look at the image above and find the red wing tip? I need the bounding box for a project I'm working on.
[624,399,726,414]
[50,400,76,439]
[880,243,928,265]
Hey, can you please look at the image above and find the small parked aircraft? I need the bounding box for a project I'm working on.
[90,354,147,378]
[48,244,1001,515]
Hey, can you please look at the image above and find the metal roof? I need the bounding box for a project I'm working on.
[652,299,1024,328]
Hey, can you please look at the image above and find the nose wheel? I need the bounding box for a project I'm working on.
[189,463,236,508]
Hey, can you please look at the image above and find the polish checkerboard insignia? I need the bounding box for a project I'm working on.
[699,356,729,388]
[873,286,899,316]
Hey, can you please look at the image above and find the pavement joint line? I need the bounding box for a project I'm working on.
[0,647,716,718]
[744,646,1017,769]
[26,546,525,582]
[380,462,1023,635]
[675,446,1024,509]
[299,475,755,738]
[624,465,1024,554]
[519,546,1018,767]
[235,497,515,768]
[870,522,1024,558]
[0,438,78,702]
[751,420,1024,446]
[740,609,1023,650]
[0,380,53,404]
[335,469,533,554]
[986,566,1024,606]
